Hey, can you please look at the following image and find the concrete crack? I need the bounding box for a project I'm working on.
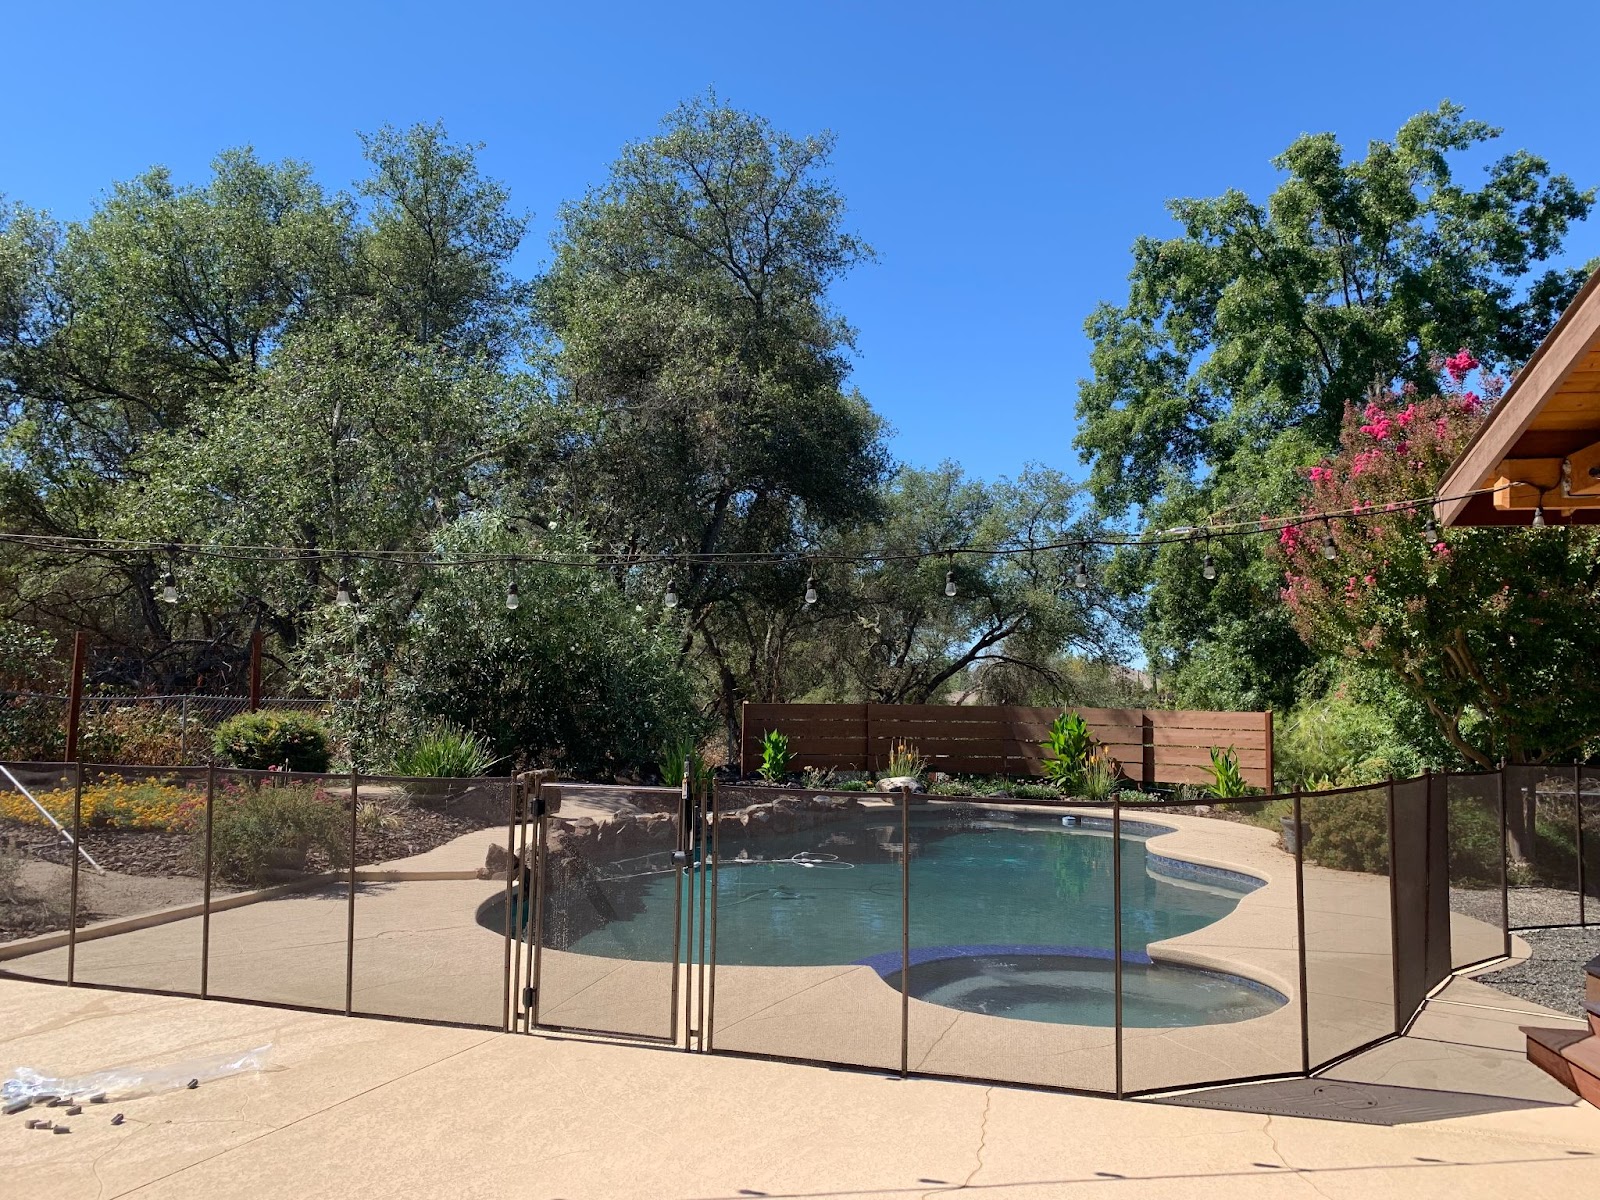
[923,1086,993,1196]
[1264,1113,1333,1200]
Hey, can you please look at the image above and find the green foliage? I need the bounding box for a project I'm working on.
[208,781,350,884]
[758,729,793,783]
[1011,782,1064,801]
[1275,673,1429,788]
[1277,381,1600,769]
[296,515,699,778]
[1041,711,1094,788]
[661,738,715,793]
[1301,789,1390,875]
[1075,102,1594,711]
[1203,746,1250,800]
[212,709,331,772]
[78,705,188,766]
[391,724,500,778]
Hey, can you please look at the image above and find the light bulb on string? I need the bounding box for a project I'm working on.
[1201,552,1216,581]
[160,570,178,604]
[335,576,352,607]
[505,580,520,611]
[1532,506,1546,528]
[944,570,957,598]
[1421,514,1438,542]
[664,577,678,609]
[1322,524,1338,561]
[803,575,818,606]
[1073,559,1089,590]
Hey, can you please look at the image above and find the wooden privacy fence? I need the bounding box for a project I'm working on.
[740,703,1273,788]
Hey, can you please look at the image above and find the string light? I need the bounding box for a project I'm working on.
[944,569,957,598]
[505,580,520,611]
[1321,523,1338,561]
[1421,515,1438,542]
[1532,506,1546,528]
[1201,550,1216,581]
[664,577,678,609]
[159,571,178,604]
[335,575,353,607]
[803,575,818,606]
[1073,559,1089,590]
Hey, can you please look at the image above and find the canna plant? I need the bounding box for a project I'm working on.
[1041,710,1095,789]
[1203,746,1251,799]
[757,729,793,783]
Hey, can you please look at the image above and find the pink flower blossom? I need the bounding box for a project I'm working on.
[1307,465,1333,484]
[1401,380,1419,395]
[1458,391,1481,413]
[1444,348,1479,383]
[1279,526,1302,553]
[1396,404,1418,428]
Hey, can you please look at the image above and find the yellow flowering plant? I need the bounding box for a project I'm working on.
[0,777,197,831]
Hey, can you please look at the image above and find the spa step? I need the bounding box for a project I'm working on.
[1586,1001,1600,1038]
[1587,955,1600,1006]
[1523,1026,1600,1106]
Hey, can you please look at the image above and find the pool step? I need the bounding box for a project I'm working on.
[1523,1025,1600,1107]
[1586,1001,1600,1038]
[1588,955,1600,1006]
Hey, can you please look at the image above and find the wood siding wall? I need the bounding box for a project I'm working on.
[739,702,1273,788]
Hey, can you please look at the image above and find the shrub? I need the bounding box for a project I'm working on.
[1079,749,1121,802]
[213,710,331,772]
[661,738,715,793]
[1302,788,1390,875]
[1012,782,1063,801]
[391,724,499,778]
[208,781,350,884]
[0,776,194,831]
[79,705,188,766]
[757,729,792,783]
[1041,711,1094,789]
[885,739,925,780]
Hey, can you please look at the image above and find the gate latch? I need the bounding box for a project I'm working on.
[670,850,688,867]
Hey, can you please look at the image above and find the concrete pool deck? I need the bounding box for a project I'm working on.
[1,975,1595,1200]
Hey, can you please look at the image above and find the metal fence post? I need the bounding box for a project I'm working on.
[1386,776,1402,1033]
[64,631,87,762]
[1498,765,1510,953]
[67,764,83,985]
[501,773,519,1033]
[201,762,215,998]
[1113,793,1124,1100]
[900,785,910,1079]
[707,779,721,1052]
[1577,763,1587,927]
[345,768,358,1016]
[1293,789,1309,1075]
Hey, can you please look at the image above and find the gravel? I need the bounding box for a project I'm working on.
[1482,924,1600,1017]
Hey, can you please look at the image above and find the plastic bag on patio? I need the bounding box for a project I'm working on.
[2,1044,271,1103]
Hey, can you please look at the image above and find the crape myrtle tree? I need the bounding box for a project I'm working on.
[1075,102,1594,711]
[1272,352,1600,860]
[537,93,891,746]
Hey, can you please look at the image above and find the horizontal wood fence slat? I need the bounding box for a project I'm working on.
[741,702,1272,787]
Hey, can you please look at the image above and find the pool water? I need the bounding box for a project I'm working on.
[885,953,1282,1027]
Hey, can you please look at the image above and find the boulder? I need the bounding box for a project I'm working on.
[875,776,926,793]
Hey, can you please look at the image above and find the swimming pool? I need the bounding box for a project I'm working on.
[506,804,1282,1028]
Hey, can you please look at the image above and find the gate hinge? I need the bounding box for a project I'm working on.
[522,986,536,1007]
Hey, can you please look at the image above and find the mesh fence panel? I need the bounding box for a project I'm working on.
[903,797,1116,1092]
[349,774,515,1028]
[0,763,79,982]
[1505,764,1581,928]
[706,785,902,1071]
[204,769,353,1012]
[1120,799,1302,1092]
[1445,773,1507,967]
[1300,785,1396,1067]
[68,764,209,995]
[533,784,681,1040]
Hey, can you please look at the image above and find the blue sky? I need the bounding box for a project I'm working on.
[4,1,1598,483]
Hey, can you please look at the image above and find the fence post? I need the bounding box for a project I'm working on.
[179,696,189,765]
[64,630,87,762]
[1386,776,1402,1033]
[345,767,358,1016]
[1498,764,1510,954]
[1113,793,1124,1099]
[67,764,83,986]
[501,773,519,1034]
[1577,763,1587,927]
[201,761,214,999]
[1264,709,1275,791]
[248,628,263,713]
[1292,789,1309,1075]
[899,785,910,1079]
